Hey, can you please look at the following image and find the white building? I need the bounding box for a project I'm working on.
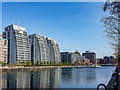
[3,24,31,64]
[46,38,61,63]
[29,34,50,63]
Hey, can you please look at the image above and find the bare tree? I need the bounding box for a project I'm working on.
[102,1,120,63]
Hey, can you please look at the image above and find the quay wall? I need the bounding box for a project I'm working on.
[0,66,86,71]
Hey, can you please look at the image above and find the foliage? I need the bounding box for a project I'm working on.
[16,61,19,65]
[52,62,55,65]
[0,61,3,64]
[1,62,4,66]
[40,61,43,65]
[47,61,50,65]
[9,62,12,65]
[26,60,29,65]
[44,61,46,65]
[32,61,35,66]
[50,61,52,65]
[102,2,120,62]
[115,51,120,63]
[54,61,57,65]
[65,62,70,65]
[23,60,26,65]
[60,62,63,65]
[26,60,31,66]
[36,60,39,66]
[29,60,32,66]
[59,61,61,65]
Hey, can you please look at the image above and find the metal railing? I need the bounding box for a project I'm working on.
[97,64,119,90]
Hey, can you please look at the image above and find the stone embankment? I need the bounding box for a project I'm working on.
[0,65,86,71]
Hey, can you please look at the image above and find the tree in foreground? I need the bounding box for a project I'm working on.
[102,2,120,63]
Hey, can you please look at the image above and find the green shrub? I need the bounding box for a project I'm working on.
[23,60,26,65]
[52,62,55,65]
[44,61,46,65]
[0,61,4,66]
[32,61,35,66]
[59,61,61,65]
[29,60,32,66]
[16,61,19,65]
[61,62,63,65]
[47,61,50,65]
[26,60,31,66]
[65,62,70,65]
[1,62,4,66]
[40,61,43,65]
[36,60,39,66]
[9,62,12,65]
[50,61,52,65]
[54,61,57,65]
[26,60,29,65]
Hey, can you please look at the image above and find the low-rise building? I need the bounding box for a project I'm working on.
[82,51,96,64]
[99,56,115,64]
[61,50,90,64]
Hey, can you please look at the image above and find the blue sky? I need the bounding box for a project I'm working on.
[1,2,114,58]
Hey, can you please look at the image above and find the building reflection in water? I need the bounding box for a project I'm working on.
[1,68,61,88]
[0,70,2,90]
[61,68,72,82]
[0,67,115,88]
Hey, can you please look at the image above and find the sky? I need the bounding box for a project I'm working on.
[1,2,114,58]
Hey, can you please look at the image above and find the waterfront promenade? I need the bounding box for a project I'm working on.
[0,65,87,71]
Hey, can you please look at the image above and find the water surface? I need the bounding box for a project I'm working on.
[1,66,115,88]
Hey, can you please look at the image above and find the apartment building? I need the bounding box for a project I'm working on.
[46,38,61,63]
[0,35,8,64]
[29,34,50,63]
[2,24,31,64]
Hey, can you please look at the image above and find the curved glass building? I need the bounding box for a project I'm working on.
[46,38,61,63]
[3,24,31,64]
[29,34,50,63]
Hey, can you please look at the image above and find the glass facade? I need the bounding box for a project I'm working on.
[29,34,61,64]
[46,38,61,63]
[3,24,31,64]
[29,34,50,63]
